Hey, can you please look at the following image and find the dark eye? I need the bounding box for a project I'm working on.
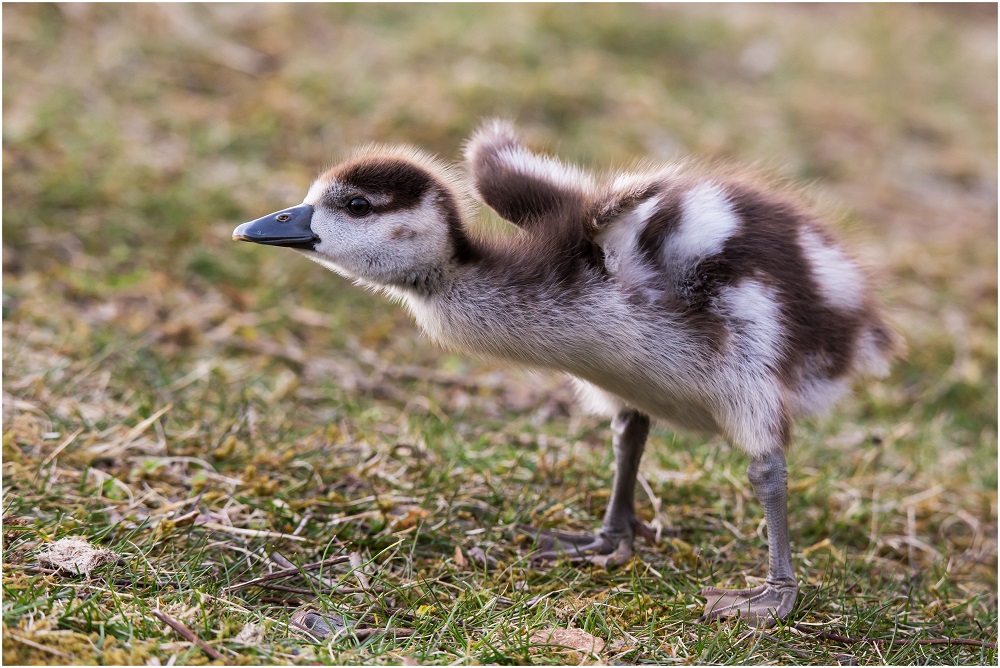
[347,197,371,216]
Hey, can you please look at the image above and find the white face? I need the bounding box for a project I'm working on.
[299,176,454,291]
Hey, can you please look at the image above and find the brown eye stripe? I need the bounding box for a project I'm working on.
[331,158,433,212]
[325,156,479,264]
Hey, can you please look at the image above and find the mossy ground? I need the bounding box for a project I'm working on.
[3,4,996,665]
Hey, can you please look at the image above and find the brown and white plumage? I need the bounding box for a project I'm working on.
[233,119,898,625]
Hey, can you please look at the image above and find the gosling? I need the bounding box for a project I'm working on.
[233,120,898,625]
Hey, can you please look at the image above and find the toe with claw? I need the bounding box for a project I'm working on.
[699,581,798,627]
[521,518,655,568]
[521,409,656,569]
[696,450,801,627]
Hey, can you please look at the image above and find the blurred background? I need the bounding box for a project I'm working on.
[2,4,996,664]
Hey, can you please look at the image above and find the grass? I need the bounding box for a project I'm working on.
[2,3,996,665]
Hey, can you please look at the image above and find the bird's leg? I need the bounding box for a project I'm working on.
[525,409,655,568]
[700,449,799,627]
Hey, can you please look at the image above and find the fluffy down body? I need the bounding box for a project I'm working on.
[233,120,897,625]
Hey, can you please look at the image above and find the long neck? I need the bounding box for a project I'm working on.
[401,250,634,376]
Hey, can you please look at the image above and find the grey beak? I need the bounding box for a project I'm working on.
[233,204,316,249]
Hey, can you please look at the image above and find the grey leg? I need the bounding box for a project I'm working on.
[700,449,799,626]
[528,409,655,567]
[750,450,797,589]
[602,409,653,540]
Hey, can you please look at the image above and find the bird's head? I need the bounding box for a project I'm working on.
[234,146,475,293]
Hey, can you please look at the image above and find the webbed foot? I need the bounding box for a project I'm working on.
[521,519,655,568]
[699,581,798,627]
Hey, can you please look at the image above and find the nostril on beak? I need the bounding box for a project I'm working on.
[233,203,315,248]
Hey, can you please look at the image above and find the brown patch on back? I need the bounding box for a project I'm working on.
[662,292,731,352]
[719,182,863,384]
[632,177,867,383]
[635,189,684,265]
[595,179,727,350]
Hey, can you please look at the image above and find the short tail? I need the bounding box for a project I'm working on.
[855,317,904,378]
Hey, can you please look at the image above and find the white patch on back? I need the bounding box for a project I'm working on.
[596,196,660,298]
[714,278,787,455]
[632,196,661,227]
[496,146,595,193]
[719,278,784,369]
[664,182,740,266]
[799,227,864,312]
[598,197,658,271]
